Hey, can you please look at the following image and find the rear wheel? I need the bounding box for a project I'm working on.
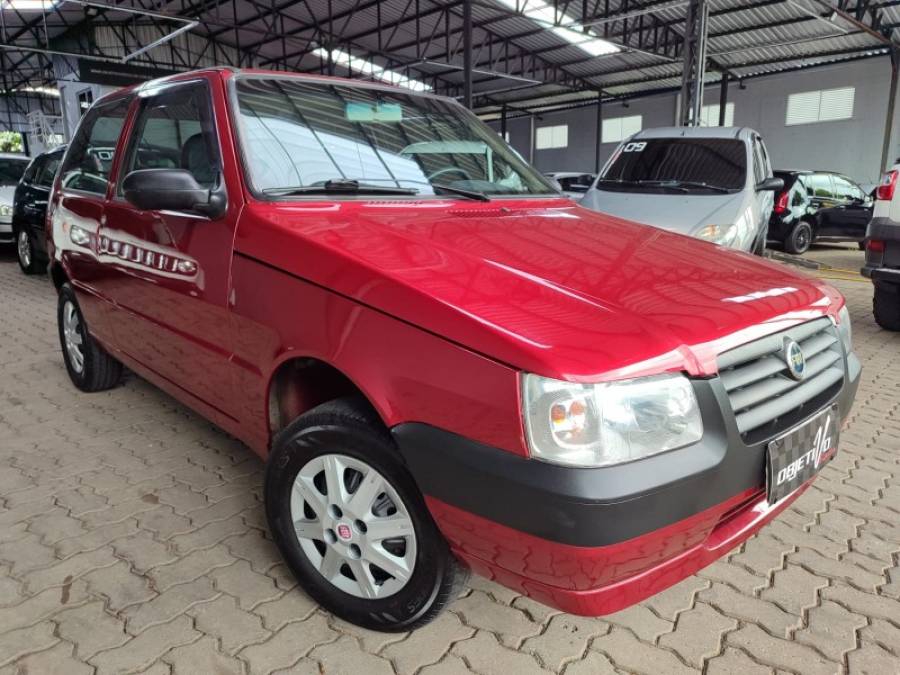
[784,221,813,255]
[265,397,465,631]
[874,282,900,331]
[15,227,45,275]
[57,283,123,391]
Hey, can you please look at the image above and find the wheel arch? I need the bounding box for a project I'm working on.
[266,356,387,440]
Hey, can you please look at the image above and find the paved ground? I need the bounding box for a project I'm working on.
[1,244,899,675]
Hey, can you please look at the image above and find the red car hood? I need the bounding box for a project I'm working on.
[237,198,841,381]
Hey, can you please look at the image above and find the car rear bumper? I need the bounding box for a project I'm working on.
[393,360,860,614]
[0,220,12,243]
[862,217,900,279]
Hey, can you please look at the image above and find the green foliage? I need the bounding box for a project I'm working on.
[0,131,23,153]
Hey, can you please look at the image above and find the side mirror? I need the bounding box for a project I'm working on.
[756,176,784,192]
[123,169,225,218]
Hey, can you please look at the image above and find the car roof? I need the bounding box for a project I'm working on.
[95,66,453,108]
[630,126,757,141]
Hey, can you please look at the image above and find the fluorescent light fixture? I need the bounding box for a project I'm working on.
[494,0,620,57]
[19,86,60,97]
[1,0,58,10]
[313,47,432,92]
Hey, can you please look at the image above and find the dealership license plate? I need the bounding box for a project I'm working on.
[766,405,839,505]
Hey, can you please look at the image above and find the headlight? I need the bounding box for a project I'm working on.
[0,204,12,217]
[694,223,739,247]
[522,373,703,467]
[837,305,852,353]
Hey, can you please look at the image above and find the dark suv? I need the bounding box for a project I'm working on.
[13,145,66,274]
[769,170,873,254]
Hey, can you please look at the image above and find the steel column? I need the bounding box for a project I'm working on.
[595,92,603,174]
[678,0,709,126]
[463,0,473,109]
[883,47,900,173]
[718,71,729,126]
[500,103,507,138]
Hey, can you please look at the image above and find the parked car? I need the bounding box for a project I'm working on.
[544,171,595,200]
[769,170,873,254]
[0,152,32,245]
[580,126,782,254]
[48,68,860,631]
[862,163,900,329]
[13,145,66,274]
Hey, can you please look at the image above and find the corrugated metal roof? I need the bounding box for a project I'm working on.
[0,0,895,110]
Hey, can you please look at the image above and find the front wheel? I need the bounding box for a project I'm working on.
[784,221,813,255]
[16,227,46,275]
[874,282,900,331]
[265,397,465,631]
[57,283,123,391]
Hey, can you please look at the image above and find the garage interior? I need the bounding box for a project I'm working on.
[1,1,900,674]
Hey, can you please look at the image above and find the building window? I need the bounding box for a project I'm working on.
[601,114,642,143]
[535,124,568,149]
[700,103,734,127]
[786,87,854,125]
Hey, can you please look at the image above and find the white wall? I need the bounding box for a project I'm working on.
[490,56,900,185]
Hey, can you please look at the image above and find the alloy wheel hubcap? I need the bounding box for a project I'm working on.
[62,301,85,373]
[290,453,416,599]
[17,230,31,268]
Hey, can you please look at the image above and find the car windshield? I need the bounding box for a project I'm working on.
[599,138,747,192]
[233,77,556,197]
[0,157,29,185]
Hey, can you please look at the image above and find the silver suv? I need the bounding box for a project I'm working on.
[580,126,782,253]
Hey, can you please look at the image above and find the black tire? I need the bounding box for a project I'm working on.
[873,282,900,332]
[57,283,123,392]
[265,397,465,632]
[14,226,46,275]
[784,221,813,255]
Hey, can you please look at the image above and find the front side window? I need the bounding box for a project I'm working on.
[599,138,747,192]
[0,157,29,185]
[233,77,555,197]
[121,81,220,190]
[59,98,131,195]
[833,176,863,201]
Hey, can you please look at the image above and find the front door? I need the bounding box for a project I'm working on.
[817,176,872,239]
[101,78,240,421]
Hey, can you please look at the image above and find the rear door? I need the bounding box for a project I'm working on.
[52,96,132,346]
[21,150,63,252]
[100,77,240,420]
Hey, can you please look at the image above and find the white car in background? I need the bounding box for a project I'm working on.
[580,127,782,254]
[0,153,32,245]
[544,171,596,201]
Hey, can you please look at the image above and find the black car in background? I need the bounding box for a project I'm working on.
[12,145,65,275]
[768,170,873,254]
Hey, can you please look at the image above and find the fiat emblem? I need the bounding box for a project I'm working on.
[784,340,806,381]
[336,523,353,541]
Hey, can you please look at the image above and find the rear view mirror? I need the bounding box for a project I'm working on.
[123,169,225,218]
[756,176,784,192]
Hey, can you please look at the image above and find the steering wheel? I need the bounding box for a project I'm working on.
[427,167,473,182]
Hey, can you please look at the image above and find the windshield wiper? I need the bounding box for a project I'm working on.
[431,182,491,201]
[648,179,730,193]
[596,178,730,193]
[264,179,419,196]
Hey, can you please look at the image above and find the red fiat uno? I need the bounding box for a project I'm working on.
[47,67,860,631]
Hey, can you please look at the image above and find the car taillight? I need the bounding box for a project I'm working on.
[876,170,898,201]
[868,239,886,253]
[774,190,789,214]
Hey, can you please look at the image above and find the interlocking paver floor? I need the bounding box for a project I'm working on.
[1,244,898,674]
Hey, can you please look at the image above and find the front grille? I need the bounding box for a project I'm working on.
[718,318,844,444]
